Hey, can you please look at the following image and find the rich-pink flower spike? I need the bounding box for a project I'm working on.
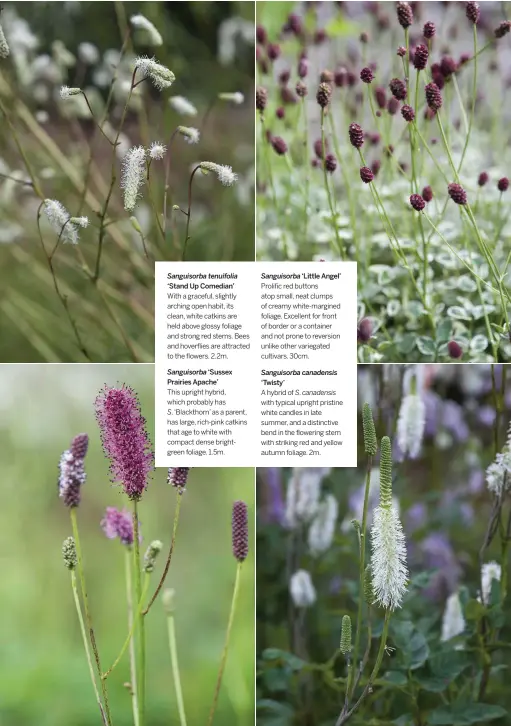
[58,433,89,508]
[95,384,154,501]
[232,500,249,562]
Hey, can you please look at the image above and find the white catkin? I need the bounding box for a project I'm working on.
[43,199,79,244]
[0,23,10,58]
[199,161,238,186]
[169,95,198,116]
[290,570,316,608]
[441,592,465,642]
[77,42,99,65]
[135,56,175,90]
[149,142,166,160]
[285,469,323,528]
[218,91,244,104]
[130,14,163,46]
[370,506,408,610]
[177,126,200,145]
[121,146,146,211]
[397,393,426,458]
[69,216,89,228]
[308,494,339,556]
[60,85,81,99]
[481,561,502,605]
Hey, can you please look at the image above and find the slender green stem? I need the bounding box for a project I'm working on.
[321,107,344,258]
[207,562,243,726]
[143,495,183,616]
[350,456,373,699]
[167,611,188,726]
[183,166,201,260]
[301,97,310,243]
[71,571,108,726]
[133,502,145,726]
[70,508,113,726]
[125,549,140,726]
[458,25,478,175]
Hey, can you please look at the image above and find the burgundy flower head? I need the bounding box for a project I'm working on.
[325,154,337,173]
[360,67,374,84]
[95,385,154,501]
[414,44,429,70]
[298,58,308,78]
[495,21,511,39]
[448,182,467,205]
[374,86,386,109]
[296,80,307,97]
[423,21,436,39]
[422,185,433,202]
[167,467,191,494]
[101,506,137,546]
[389,77,407,101]
[478,171,489,187]
[316,82,332,108]
[276,106,285,119]
[387,97,400,115]
[256,87,267,112]
[314,137,327,159]
[349,123,364,149]
[440,56,457,79]
[397,46,406,57]
[232,500,249,562]
[58,433,89,508]
[267,43,281,61]
[409,193,425,211]
[396,2,413,29]
[271,136,288,155]
[401,104,415,122]
[357,318,372,343]
[448,340,463,359]
[360,166,374,184]
[256,25,267,45]
[425,82,442,111]
[498,177,509,192]
[465,2,480,25]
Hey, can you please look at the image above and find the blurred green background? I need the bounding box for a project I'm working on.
[0,364,255,725]
[0,2,255,362]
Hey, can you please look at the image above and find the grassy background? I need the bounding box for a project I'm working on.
[0,364,255,726]
[0,1,255,362]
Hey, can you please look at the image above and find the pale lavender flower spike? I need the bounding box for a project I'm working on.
[101,506,139,546]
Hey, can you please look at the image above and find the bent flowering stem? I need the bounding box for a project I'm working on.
[143,494,182,616]
[70,570,108,726]
[70,508,113,726]
[183,165,202,260]
[162,128,180,233]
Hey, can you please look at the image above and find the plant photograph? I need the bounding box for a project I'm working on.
[257,363,511,725]
[256,1,511,363]
[0,364,254,726]
[0,2,254,363]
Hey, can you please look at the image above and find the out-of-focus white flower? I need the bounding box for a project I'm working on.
[397,368,426,459]
[218,91,244,105]
[480,561,501,605]
[60,85,81,100]
[177,126,200,145]
[199,161,238,186]
[285,469,325,528]
[35,110,49,124]
[149,142,166,160]
[0,23,10,58]
[169,96,197,116]
[290,570,316,608]
[135,56,175,90]
[43,200,79,244]
[486,422,511,497]
[130,14,163,46]
[52,40,75,68]
[121,146,146,211]
[308,494,338,556]
[217,17,254,65]
[1,10,38,55]
[30,54,62,84]
[78,42,99,65]
[441,592,465,641]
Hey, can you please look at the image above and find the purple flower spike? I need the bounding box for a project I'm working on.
[101,506,137,546]
[232,500,249,562]
[58,433,89,508]
[95,385,154,501]
[168,467,191,494]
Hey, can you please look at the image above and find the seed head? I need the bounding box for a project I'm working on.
[362,403,377,456]
[167,467,190,494]
[413,44,429,70]
[357,317,372,342]
[478,171,489,186]
[144,540,163,572]
[349,122,364,149]
[130,14,163,46]
[396,2,413,29]
[232,500,249,562]
[101,507,137,546]
[448,340,463,359]
[271,136,288,156]
[360,166,374,184]
[199,161,238,186]
[498,177,509,193]
[425,82,442,111]
[135,57,175,90]
[316,82,332,108]
[448,182,467,205]
[0,23,10,58]
[43,200,80,244]
[62,537,77,570]
[360,67,374,84]
[389,77,407,101]
[465,2,480,25]
[340,615,352,654]
[423,21,436,38]
[58,434,88,508]
[401,104,415,122]
[296,80,307,97]
[256,86,267,112]
[409,193,425,211]
[495,21,511,38]
[169,95,197,116]
[60,86,82,99]
[177,126,200,144]
[149,141,166,160]
[121,146,146,211]
[95,385,154,501]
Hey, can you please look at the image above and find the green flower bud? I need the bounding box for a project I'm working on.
[362,403,377,456]
[62,536,77,570]
[340,615,352,654]
[379,436,393,509]
[162,588,175,613]
[144,540,163,573]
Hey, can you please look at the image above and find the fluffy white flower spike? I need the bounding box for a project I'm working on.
[199,161,238,186]
[69,216,89,228]
[441,592,465,642]
[177,126,200,145]
[290,570,316,608]
[397,367,426,459]
[0,23,10,58]
[481,561,502,605]
[218,91,244,104]
[130,14,163,46]
[149,142,166,160]
[60,86,82,99]
[169,96,198,116]
[43,199,80,244]
[285,468,324,528]
[121,146,146,211]
[370,436,408,611]
[135,56,175,90]
[308,494,338,556]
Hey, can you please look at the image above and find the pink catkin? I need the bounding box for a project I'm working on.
[95,385,154,500]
